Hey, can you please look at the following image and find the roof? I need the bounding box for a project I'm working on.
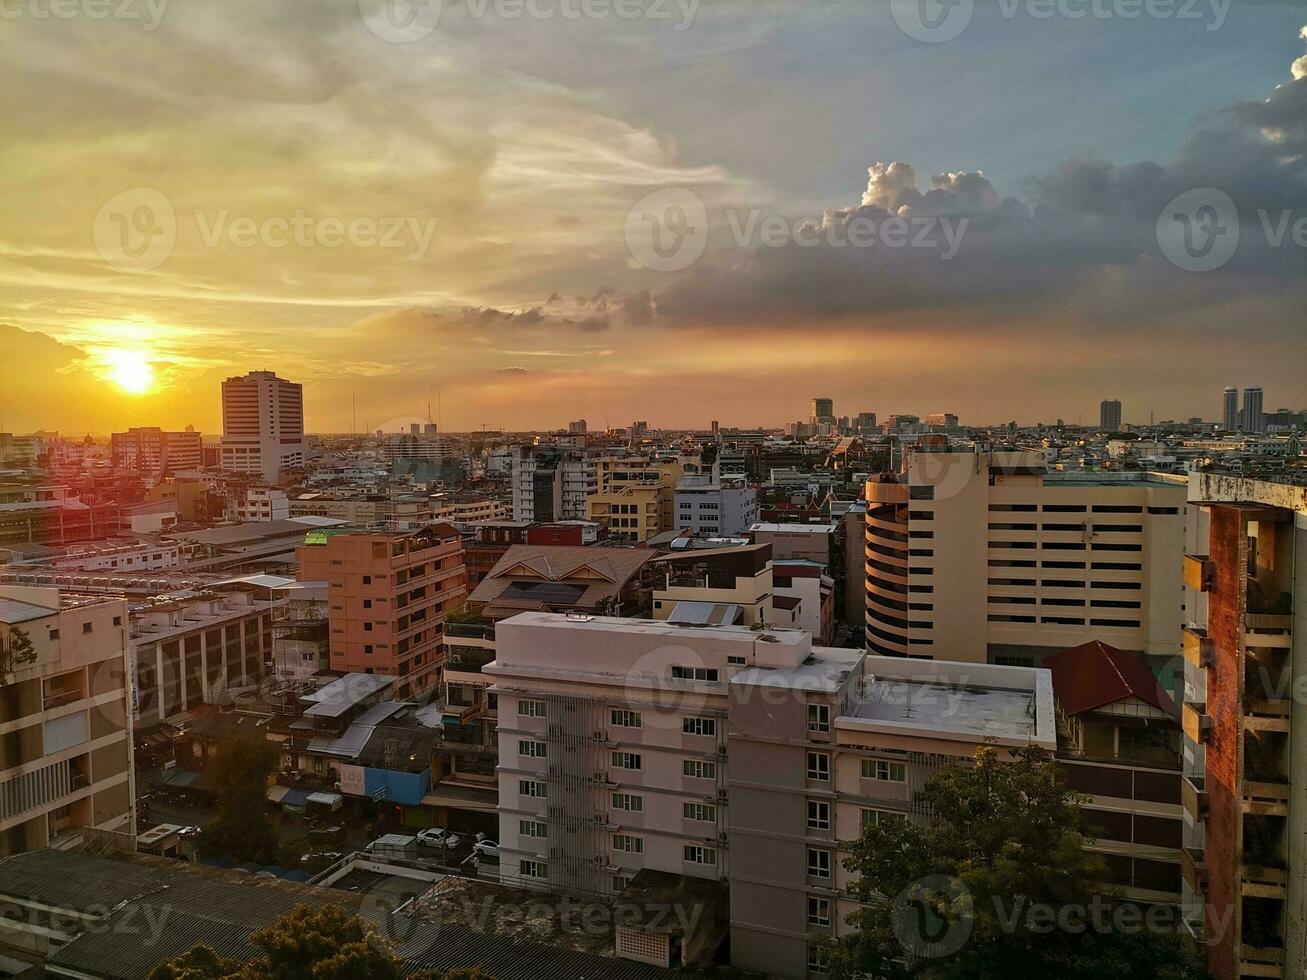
[0,597,56,624]
[469,544,654,613]
[665,600,742,625]
[301,673,397,718]
[1045,640,1178,717]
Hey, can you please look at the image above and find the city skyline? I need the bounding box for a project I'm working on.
[5,4,1307,433]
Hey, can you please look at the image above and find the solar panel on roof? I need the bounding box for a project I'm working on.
[499,581,586,605]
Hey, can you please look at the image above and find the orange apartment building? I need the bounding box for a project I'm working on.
[297,524,468,700]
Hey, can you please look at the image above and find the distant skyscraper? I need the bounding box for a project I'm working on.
[410,423,421,435]
[710,420,720,435]
[1223,386,1239,431]
[568,419,587,434]
[219,371,305,484]
[812,397,834,422]
[1099,399,1122,430]
[1241,386,1265,433]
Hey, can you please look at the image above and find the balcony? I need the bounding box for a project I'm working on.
[1183,554,1213,592]
[1182,702,1211,744]
[1182,626,1214,669]
[1241,779,1289,817]
[1241,859,1288,900]
[42,689,84,711]
[1238,942,1284,978]
[1181,845,1208,895]
[1181,773,1209,820]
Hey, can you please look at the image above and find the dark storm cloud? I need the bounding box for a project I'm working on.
[653,40,1307,335]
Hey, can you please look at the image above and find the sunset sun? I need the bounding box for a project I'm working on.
[106,350,154,395]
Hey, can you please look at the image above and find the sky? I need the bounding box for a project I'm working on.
[3,0,1307,434]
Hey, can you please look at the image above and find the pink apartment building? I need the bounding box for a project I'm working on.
[298,524,467,700]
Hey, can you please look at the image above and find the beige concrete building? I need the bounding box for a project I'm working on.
[650,543,775,627]
[865,449,1187,667]
[586,455,706,542]
[0,587,135,856]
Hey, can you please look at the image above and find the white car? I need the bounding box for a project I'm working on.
[472,838,499,858]
[416,828,447,848]
[442,833,463,850]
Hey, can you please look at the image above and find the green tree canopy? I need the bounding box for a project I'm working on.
[828,745,1208,980]
[148,904,495,980]
[197,734,280,864]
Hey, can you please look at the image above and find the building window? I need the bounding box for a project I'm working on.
[808,897,831,927]
[861,808,906,828]
[807,704,830,733]
[807,848,832,879]
[861,759,906,782]
[519,699,546,718]
[683,802,717,822]
[611,709,642,728]
[519,779,546,798]
[807,799,831,831]
[612,793,643,812]
[808,945,830,974]
[727,655,746,665]
[612,834,644,853]
[82,623,93,634]
[519,819,547,838]
[671,665,719,682]
[684,845,717,866]
[519,740,547,759]
[682,717,717,737]
[520,859,547,879]
[611,751,643,770]
[683,759,717,780]
[807,751,831,781]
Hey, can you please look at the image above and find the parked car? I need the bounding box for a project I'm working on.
[301,851,342,864]
[177,825,202,839]
[442,833,463,850]
[472,838,499,858]
[416,828,447,848]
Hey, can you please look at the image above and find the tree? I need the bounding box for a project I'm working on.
[148,905,494,980]
[0,625,37,684]
[828,745,1208,980]
[197,735,280,864]
[146,945,241,980]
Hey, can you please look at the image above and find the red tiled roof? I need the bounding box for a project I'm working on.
[1045,640,1177,717]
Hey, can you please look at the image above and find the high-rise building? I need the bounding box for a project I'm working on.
[864,449,1187,667]
[1223,386,1241,432]
[297,525,468,700]
[1179,472,1306,980]
[811,397,834,423]
[1100,399,1123,431]
[1241,386,1266,434]
[508,446,596,523]
[110,427,203,480]
[567,419,587,435]
[586,455,703,542]
[0,587,134,857]
[674,475,758,536]
[218,371,305,484]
